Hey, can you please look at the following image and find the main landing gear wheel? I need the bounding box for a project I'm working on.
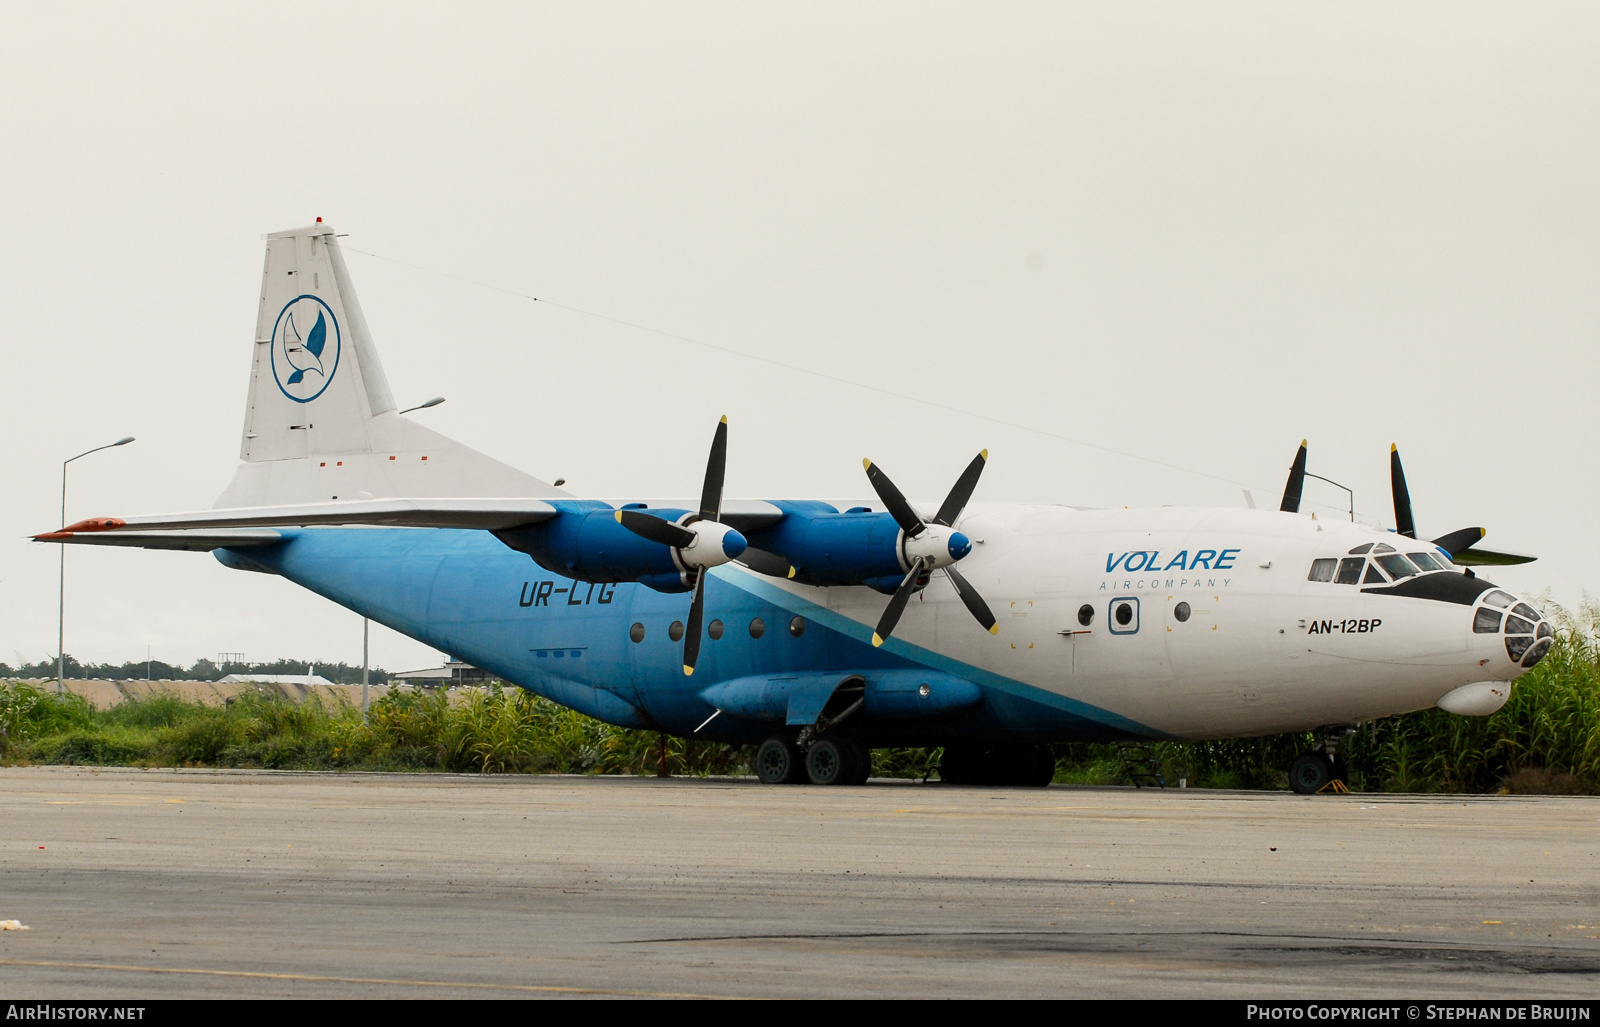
[755,736,806,785]
[806,738,857,785]
[1289,753,1334,795]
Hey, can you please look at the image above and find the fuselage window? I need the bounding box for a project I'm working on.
[1407,552,1446,572]
[1077,604,1094,626]
[1348,543,1374,555]
[1335,558,1365,585]
[1375,553,1420,579]
[789,616,806,637]
[1362,562,1388,584]
[708,619,724,641]
[749,617,766,639]
[668,620,685,642]
[1173,601,1191,622]
[629,622,646,643]
[1473,608,1503,634]
[1307,558,1337,582]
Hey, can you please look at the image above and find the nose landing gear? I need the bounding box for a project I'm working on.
[1289,726,1354,795]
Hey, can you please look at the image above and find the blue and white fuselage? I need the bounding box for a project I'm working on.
[41,220,1549,788]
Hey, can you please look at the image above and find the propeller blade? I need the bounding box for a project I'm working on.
[863,458,924,537]
[616,509,696,548]
[1279,440,1307,513]
[1449,546,1537,567]
[871,557,926,647]
[699,416,727,521]
[736,547,795,579]
[944,563,999,635]
[1390,444,1416,538]
[932,449,988,527]
[682,571,707,675]
[1431,526,1486,558]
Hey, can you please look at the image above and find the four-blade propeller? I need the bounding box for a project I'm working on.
[1388,444,1534,566]
[614,416,747,676]
[1280,440,1534,567]
[862,451,998,647]
[613,417,795,676]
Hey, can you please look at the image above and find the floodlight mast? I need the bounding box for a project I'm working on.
[398,397,445,415]
[58,437,134,695]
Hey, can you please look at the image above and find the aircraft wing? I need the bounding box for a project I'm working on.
[37,497,562,538]
[35,528,287,551]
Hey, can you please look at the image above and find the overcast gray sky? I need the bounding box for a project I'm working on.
[3,2,1596,674]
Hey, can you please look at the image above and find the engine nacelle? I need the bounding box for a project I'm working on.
[495,501,697,592]
[743,501,969,593]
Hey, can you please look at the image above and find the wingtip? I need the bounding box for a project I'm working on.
[871,633,884,647]
[988,624,1000,635]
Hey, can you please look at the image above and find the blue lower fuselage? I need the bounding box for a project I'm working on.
[217,527,1150,745]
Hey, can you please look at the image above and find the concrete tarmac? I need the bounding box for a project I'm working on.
[1,767,1597,999]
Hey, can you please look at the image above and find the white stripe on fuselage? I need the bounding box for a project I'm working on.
[756,504,1527,739]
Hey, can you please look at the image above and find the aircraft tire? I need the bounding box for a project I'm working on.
[1021,745,1056,787]
[937,745,981,785]
[805,738,851,786]
[755,736,806,785]
[842,741,871,785]
[1288,753,1334,795]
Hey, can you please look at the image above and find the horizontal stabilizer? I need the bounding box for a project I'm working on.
[32,528,286,551]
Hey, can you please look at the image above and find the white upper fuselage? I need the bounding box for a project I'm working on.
[782,502,1535,739]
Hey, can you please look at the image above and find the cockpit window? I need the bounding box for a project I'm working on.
[1373,543,1396,554]
[1308,559,1337,582]
[1363,562,1388,584]
[1473,608,1503,633]
[1482,591,1514,609]
[1375,553,1420,579]
[1512,603,1540,623]
[1505,615,1535,635]
[1407,552,1446,572]
[1335,557,1365,584]
[1348,543,1374,555]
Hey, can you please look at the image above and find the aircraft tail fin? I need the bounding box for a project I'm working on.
[219,220,561,507]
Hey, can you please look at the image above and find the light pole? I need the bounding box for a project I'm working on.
[58,436,135,694]
[362,617,370,723]
[397,396,445,415]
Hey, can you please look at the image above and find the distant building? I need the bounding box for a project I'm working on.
[389,660,493,688]
[218,673,335,686]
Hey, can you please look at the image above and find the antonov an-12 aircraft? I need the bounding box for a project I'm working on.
[39,221,1549,793]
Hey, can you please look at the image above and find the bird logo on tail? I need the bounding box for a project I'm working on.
[269,295,341,402]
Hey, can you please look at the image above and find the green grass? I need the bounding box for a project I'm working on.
[4,598,1597,791]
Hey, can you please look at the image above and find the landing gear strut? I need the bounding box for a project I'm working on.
[1288,726,1353,795]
